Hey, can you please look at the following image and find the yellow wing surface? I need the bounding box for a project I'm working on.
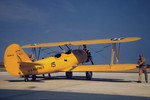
[22,37,141,48]
[63,64,138,72]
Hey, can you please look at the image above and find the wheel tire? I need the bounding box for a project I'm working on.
[86,71,92,80]
[24,75,29,82]
[32,75,36,81]
[66,72,72,79]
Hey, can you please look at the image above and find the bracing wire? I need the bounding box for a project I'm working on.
[88,45,111,60]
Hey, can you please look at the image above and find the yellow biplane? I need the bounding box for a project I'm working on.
[4,37,141,82]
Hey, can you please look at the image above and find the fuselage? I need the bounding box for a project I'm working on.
[19,49,88,75]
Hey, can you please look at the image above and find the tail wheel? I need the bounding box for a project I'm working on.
[86,71,92,80]
[66,72,72,79]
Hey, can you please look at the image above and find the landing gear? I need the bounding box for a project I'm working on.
[24,75,29,82]
[66,72,72,79]
[42,74,45,78]
[86,71,92,80]
[24,75,36,82]
[32,75,36,81]
[83,45,94,80]
[43,74,51,78]
[48,73,51,78]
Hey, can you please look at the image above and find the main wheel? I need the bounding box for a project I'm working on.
[86,71,92,80]
[42,74,45,78]
[24,75,29,82]
[66,72,72,79]
[32,75,36,81]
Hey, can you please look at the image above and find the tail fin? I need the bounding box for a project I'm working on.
[4,44,31,76]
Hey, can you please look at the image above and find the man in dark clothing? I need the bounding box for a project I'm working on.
[137,54,148,83]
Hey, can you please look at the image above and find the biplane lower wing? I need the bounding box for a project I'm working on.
[64,64,138,72]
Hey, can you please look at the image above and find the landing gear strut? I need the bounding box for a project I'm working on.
[66,72,72,79]
[48,73,51,78]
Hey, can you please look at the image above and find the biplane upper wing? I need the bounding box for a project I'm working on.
[22,37,141,48]
[63,64,138,72]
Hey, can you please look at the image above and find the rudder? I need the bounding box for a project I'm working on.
[4,44,31,76]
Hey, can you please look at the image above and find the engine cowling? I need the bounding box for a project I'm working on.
[72,50,88,64]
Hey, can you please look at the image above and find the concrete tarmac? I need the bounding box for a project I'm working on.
[0,72,150,100]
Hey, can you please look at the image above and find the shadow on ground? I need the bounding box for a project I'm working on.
[44,76,133,83]
[6,75,134,83]
[0,89,149,100]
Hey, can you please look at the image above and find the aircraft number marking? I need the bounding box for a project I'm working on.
[7,54,14,57]
[28,66,44,73]
[51,62,56,67]
[16,50,23,55]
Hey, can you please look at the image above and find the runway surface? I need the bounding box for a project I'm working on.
[0,72,150,100]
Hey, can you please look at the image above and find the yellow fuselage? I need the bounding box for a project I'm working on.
[20,50,87,76]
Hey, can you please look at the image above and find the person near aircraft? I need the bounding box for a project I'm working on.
[29,53,34,62]
[137,54,148,83]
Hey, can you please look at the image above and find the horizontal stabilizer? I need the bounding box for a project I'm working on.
[65,64,138,72]
[18,62,44,67]
[22,37,141,48]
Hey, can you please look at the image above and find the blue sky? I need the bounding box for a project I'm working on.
[0,0,150,64]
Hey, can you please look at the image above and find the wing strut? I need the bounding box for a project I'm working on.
[110,43,120,65]
[59,46,65,53]
[33,48,37,61]
[31,47,41,61]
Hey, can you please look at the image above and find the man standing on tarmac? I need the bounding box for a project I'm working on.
[137,54,148,83]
